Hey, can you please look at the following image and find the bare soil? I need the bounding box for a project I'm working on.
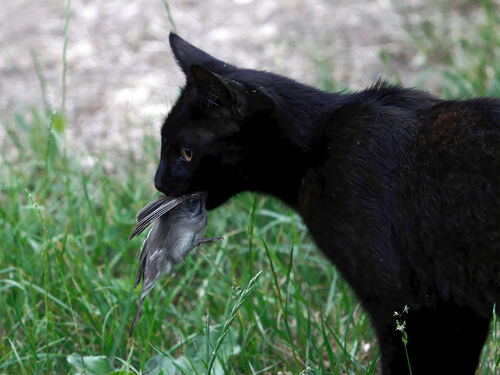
[1,0,434,153]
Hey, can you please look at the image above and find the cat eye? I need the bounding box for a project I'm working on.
[181,147,193,162]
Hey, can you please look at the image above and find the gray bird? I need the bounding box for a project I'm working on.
[128,192,221,336]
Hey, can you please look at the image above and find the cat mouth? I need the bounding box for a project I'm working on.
[205,190,233,210]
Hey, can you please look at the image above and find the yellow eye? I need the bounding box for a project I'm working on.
[181,147,192,162]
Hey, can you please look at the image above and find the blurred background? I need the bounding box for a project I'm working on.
[2,0,497,153]
[1,1,499,374]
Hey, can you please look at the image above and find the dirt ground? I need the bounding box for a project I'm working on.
[1,0,434,153]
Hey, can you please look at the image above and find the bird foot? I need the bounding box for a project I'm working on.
[192,236,223,257]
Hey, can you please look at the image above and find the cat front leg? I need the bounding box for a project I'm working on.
[367,301,490,375]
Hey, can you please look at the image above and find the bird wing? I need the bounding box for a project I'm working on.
[129,295,145,337]
[136,195,169,222]
[129,195,189,239]
[133,250,147,289]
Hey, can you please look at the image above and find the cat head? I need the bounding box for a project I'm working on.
[154,34,275,208]
[155,33,316,209]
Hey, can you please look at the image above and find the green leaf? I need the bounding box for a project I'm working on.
[67,354,115,375]
[51,112,66,134]
[186,326,240,361]
[145,327,241,375]
[144,355,179,375]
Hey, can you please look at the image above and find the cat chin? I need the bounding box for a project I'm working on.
[205,191,234,210]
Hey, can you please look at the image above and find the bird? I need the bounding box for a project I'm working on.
[128,192,221,336]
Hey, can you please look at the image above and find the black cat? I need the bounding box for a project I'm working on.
[153,33,500,374]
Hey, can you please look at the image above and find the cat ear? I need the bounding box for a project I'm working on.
[169,33,235,77]
[190,65,248,116]
[191,65,276,118]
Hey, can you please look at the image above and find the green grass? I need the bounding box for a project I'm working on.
[2,1,500,373]
[0,111,376,374]
[388,0,500,99]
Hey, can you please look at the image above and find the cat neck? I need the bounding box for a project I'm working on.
[235,69,344,150]
[274,82,344,150]
[238,75,346,207]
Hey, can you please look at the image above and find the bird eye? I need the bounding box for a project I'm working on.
[181,147,192,162]
[186,196,201,212]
